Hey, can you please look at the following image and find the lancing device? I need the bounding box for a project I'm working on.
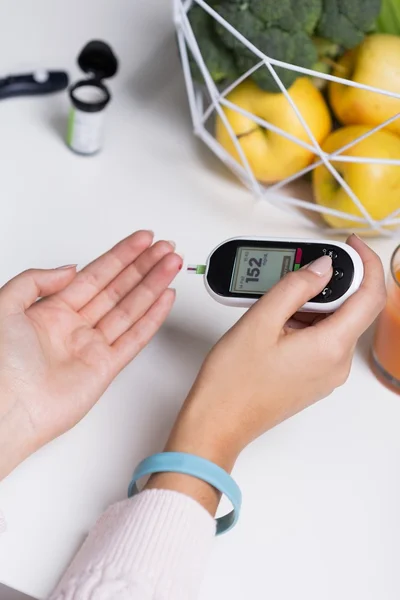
[187,237,364,313]
[0,70,68,100]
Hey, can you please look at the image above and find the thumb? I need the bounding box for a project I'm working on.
[0,266,77,313]
[247,255,333,331]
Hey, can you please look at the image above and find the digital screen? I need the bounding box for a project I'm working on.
[230,246,298,294]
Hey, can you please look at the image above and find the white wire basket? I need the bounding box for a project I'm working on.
[173,0,400,237]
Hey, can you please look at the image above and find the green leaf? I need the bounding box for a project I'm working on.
[376,0,400,35]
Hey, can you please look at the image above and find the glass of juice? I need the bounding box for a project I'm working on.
[371,245,400,393]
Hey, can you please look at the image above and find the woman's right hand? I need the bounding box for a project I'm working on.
[165,235,386,471]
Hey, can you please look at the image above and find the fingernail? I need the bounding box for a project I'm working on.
[348,233,366,246]
[56,264,77,270]
[307,255,332,276]
[146,230,154,235]
[167,240,176,249]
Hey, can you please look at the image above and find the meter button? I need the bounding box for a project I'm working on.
[321,286,332,300]
[322,248,338,261]
[333,267,344,281]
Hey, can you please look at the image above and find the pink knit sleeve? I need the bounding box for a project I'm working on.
[49,489,216,600]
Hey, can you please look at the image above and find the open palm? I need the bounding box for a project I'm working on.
[0,230,181,460]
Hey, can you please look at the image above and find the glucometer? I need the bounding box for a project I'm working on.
[188,237,364,313]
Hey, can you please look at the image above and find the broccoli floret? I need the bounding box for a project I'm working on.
[248,0,292,25]
[291,29,319,68]
[342,0,382,32]
[295,0,323,34]
[188,5,238,84]
[316,0,382,48]
[277,0,323,35]
[234,28,295,90]
[236,29,318,92]
[214,3,266,50]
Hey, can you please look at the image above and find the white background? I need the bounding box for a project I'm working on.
[0,0,399,599]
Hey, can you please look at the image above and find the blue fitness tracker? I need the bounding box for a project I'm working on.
[128,452,242,535]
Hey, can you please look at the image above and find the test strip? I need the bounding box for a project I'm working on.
[187,264,206,275]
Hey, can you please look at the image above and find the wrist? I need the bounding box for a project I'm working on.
[165,391,240,473]
[0,399,36,480]
[144,390,241,517]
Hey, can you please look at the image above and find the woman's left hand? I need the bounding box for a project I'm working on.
[0,230,182,478]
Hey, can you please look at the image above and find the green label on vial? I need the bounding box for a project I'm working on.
[67,109,75,146]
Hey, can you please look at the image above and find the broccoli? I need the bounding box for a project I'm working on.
[316,0,382,49]
[188,5,238,84]
[211,0,321,91]
[187,0,381,93]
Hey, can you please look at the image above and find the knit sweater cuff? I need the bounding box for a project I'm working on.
[52,489,216,599]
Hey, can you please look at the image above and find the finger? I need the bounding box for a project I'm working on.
[79,240,176,325]
[0,267,77,313]
[96,252,182,344]
[56,230,154,311]
[245,255,333,334]
[111,288,176,372]
[316,235,386,342]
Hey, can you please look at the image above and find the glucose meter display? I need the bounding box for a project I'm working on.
[230,246,297,294]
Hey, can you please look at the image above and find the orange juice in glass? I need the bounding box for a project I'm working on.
[372,245,400,393]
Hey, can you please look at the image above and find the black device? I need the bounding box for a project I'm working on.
[0,70,69,100]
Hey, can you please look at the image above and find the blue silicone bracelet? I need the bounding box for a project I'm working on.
[128,452,242,535]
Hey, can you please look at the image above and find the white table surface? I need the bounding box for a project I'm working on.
[0,1,399,598]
